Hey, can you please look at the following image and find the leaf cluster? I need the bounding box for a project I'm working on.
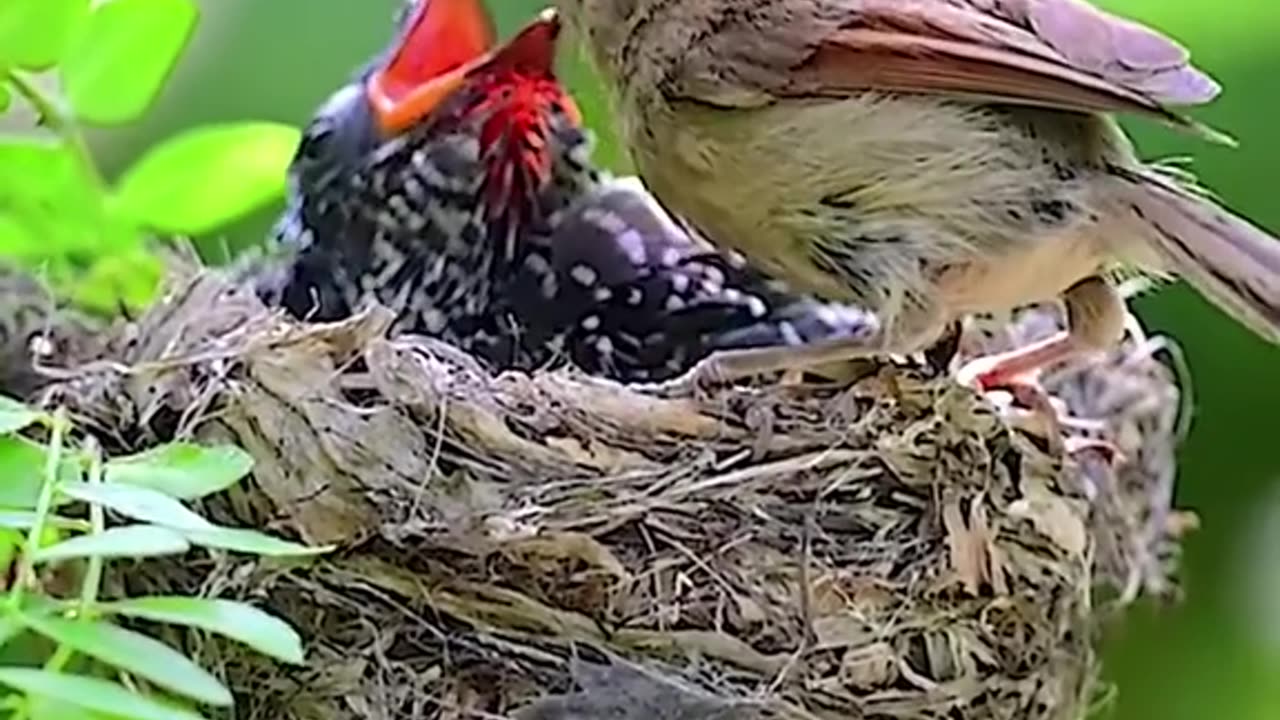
[0,0,299,314]
[0,395,331,720]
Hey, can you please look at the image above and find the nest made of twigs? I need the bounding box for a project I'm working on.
[4,262,1191,720]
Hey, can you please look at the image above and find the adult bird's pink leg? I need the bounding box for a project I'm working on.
[956,276,1128,460]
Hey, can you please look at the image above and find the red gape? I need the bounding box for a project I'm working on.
[366,0,495,134]
[368,3,582,228]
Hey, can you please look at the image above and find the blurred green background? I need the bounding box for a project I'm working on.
[71,0,1280,717]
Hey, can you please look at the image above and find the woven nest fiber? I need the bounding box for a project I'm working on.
[2,262,1192,720]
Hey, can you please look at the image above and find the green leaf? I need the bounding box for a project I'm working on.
[0,613,25,648]
[0,213,47,266]
[31,525,189,562]
[0,138,107,258]
[104,443,254,500]
[0,137,137,311]
[0,668,208,720]
[28,693,137,720]
[0,511,89,531]
[0,83,10,114]
[104,597,304,665]
[37,524,66,551]
[18,614,232,706]
[60,0,199,125]
[0,395,41,434]
[112,123,300,235]
[0,0,90,70]
[0,529,20,580]
[69,246,161,316]
[181,526,332,558]
[59,482,212,531]
[0,436,48,508]
[0,436,82,509]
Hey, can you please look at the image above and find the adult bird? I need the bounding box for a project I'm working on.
[552,0,1280,394]
[254,0,877,382]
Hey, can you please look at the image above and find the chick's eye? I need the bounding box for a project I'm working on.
[300,83,365,164]
[299,124,334,161]
[290,121,345,190]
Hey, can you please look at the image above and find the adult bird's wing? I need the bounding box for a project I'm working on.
[780,0,1225,139]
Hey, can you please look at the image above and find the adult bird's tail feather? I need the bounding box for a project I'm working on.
[1113,167,1280,344]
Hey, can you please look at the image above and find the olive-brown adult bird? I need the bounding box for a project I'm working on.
[553,0,1280,394]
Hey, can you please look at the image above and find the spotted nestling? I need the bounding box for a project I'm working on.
[254,0,878,382]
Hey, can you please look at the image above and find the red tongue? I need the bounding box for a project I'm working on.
[368,0,496,133]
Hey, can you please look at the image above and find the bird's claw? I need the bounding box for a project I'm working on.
[955,353,1022,394]
[628,355,731,401]
[1064,436,1126,466]
[957,358,1126,470]
[956,355,1059,418]
[985,378,1068,452]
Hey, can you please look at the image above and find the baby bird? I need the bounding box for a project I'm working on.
[254,0,877,382]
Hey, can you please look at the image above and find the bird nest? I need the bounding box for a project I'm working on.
[3,262,1192,720]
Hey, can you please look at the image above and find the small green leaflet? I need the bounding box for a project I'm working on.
[0,137,110,257]
[0,394,41,434]
[26,693,140,720]
[71,246,163,316]
[103,442,254,500]
[0,0,90,71]
[103,596,305,665]
[0,668,208,720]
[0,436,51,509]
[18,613,232,706]
[179,525,333,558]
[60,0,198,124]
[0,511,90,532]
[59,482,213,531]
[112,122,300,235]
[32,524,190,563]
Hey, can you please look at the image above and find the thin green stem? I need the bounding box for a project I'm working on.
[5,69,107,192]
[42,644,74,674]
[40,438,109,675]
[4,71,65,133]
[9,407,69,609]
[78,437,105,610]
